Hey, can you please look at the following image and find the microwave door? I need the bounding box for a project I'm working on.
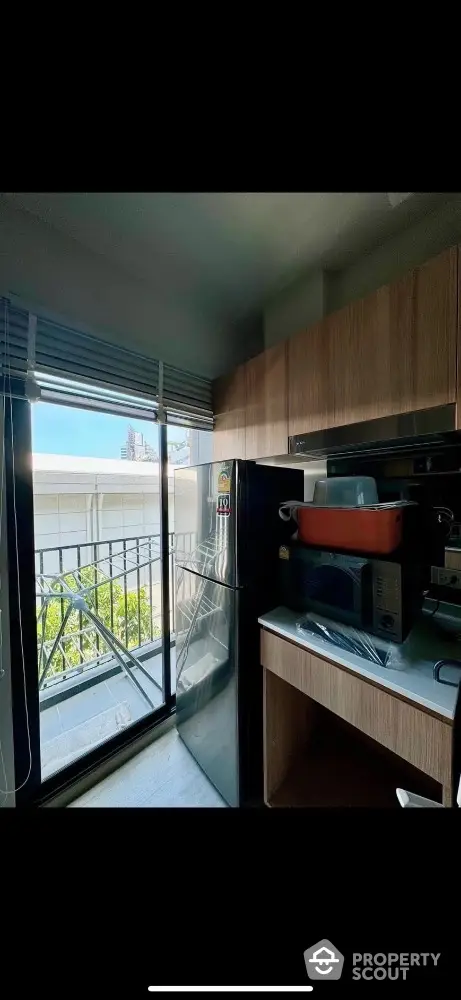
[307,565,362,616]
[288,552,371,630]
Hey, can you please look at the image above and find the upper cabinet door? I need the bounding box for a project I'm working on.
[329,295,391,427]
[331,246,458,428]
[288,321,334,437]
[214,246,458,459]
[212,365,246,462]
[245,343,288,459]
[392,246,457,414]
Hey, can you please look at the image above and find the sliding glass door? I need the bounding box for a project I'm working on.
[3,388,212,804]
[31,397,171,783]
[1,383,175,803]
[0,295,213,805]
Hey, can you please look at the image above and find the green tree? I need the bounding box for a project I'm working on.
[37,565,161,680]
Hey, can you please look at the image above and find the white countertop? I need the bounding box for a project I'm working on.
[258,606,460,721]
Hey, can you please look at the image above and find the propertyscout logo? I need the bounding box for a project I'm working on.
[304,941,441,983]
[304,941,344,981]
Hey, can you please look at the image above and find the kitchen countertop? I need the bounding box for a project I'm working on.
[258,605,461,721]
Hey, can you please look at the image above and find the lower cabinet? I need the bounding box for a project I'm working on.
[261,629,453,807]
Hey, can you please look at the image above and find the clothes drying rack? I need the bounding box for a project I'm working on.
[36,537,164,710]
[175,529,226,682]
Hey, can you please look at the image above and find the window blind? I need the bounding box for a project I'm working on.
[162,363,213,429]
[35,315,160,403]
[1,297,213,428]
[0,297,31,380]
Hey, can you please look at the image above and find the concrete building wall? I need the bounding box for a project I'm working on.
[33,486,164,557]
[33,464,168,591]
[31,454,206,593]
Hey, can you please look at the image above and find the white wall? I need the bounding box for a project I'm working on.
[264,268,327,349]
[0,199,251,379]
[328,195,461,312]
[264,195,461,348]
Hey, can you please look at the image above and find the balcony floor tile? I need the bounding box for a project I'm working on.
[39,705,62,743]
[105,670,164,717]
[55,681,116,731]
[40,652,166,781]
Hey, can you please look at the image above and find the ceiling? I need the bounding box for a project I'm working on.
[1,192,454,377]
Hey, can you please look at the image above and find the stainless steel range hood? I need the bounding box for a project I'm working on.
[289,404,459,459]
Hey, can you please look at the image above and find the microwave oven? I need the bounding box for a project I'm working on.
[279,544,424,643]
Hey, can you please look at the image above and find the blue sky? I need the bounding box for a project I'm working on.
[31,402,184,457]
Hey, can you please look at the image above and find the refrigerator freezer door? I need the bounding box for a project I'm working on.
[175,567,239,807]
[173,461,238,588]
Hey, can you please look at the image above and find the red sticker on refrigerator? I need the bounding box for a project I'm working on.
[216,492,232,516]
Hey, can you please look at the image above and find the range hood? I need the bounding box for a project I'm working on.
[289,404,460,460]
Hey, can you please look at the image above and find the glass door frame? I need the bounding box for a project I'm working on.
[5,388,175,806]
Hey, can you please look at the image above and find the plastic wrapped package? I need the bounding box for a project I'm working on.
[296,611,392,668]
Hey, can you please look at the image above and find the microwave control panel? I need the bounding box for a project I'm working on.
[372,561,403,641]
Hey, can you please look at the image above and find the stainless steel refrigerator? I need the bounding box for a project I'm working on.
[174,460,303,807]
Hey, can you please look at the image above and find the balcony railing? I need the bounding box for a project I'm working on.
[35,530,195,691]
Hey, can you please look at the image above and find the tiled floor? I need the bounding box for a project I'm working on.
[69,726,227,808]
[40,649,171,780]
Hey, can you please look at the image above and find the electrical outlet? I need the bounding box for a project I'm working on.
[431,566,461,589]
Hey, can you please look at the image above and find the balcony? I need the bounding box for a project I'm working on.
[36,531,193,779]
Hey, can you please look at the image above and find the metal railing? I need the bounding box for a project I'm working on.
[35,530,196,687]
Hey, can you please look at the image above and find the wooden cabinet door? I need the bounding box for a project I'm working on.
[288,321,334,437]
[245,343,288,459]
[329,295,391,427]
[390,246,457,415]
[331,246,457,427]
[261,628,453,799]
[212,365,246,461]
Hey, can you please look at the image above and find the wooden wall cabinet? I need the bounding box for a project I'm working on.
[288,245,458,436]
[245,342,288,459]
[330,246,457,427]
[288,321,334,438]
[212,364,246,461]
[213,343,289,462]
[214,245,459,459]
[394,246,457,415]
